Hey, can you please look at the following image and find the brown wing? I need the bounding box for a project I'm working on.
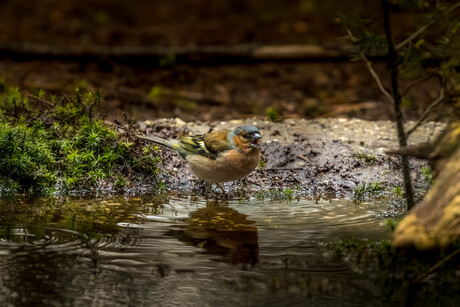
[204,130,233,154]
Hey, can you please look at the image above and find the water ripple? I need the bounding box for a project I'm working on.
[0,196,393,306]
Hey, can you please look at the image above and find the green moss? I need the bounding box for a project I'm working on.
[393,186,404,198]
[385,216,403,231]
[352,182,384,204]
[0,87,160,197]
[355,152,378,163]
[258,156,267,168]
[256,187,299,202]
[266,106,280,122]
[421,166,434,185]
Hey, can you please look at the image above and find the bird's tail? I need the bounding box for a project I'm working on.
[136,134,178,150]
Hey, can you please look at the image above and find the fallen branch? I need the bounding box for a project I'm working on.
[0,42,345,65]
[414,247,460,283]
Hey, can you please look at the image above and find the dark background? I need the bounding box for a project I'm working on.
[0,0,444,122]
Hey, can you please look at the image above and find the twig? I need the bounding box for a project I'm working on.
[406,80,446,137]
[396,2,460,51]
[297,155,308,162]
[26,93,54,106]
[345,27,394,104]
[401,73,438,96]
[414,247,460,283]
[123,112,136,131]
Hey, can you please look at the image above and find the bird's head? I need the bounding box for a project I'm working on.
[230,125,262,151]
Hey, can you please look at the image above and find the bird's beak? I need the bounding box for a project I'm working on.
[250,133,262,150]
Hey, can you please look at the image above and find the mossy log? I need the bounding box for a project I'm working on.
[391,123,460,250]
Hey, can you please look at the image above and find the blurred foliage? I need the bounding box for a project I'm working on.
[0,87,161,197]
[338,0,460,87]
[265,106,280,122]
[338,0,460,210]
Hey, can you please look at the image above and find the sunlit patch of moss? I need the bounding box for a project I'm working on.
[256,187,299,202]
[393,186,404,199]
[0,87,161,197]
[385,216,403,231]
[352,182,384,204]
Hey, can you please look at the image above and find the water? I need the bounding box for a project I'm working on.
[0,195,393,306]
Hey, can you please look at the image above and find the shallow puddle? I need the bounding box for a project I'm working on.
[0,195,394,306]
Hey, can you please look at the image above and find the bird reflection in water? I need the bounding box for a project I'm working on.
[167,199,259,266]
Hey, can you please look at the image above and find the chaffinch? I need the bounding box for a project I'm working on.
[136,125,262,190]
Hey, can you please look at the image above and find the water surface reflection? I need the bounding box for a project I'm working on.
[0,196,393,306]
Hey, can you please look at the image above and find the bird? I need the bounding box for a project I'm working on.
[136,125,262,192]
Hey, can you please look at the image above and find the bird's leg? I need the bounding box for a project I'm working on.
[204,181,213,195]
[215,183,230,199]
[216,183,226,194]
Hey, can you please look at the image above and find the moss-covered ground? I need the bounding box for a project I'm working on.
[0,85,161,197]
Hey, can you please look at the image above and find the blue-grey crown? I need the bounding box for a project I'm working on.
[233,125,260,135]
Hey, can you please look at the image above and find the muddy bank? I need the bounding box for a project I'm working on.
[135,117,442,205]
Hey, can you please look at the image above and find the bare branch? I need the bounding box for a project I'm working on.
[414,247,460,283]
[345,27,394,104]
[401,73,438,96]
[406,82,446,137]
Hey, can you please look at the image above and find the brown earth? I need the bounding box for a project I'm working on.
[130,117,441,214]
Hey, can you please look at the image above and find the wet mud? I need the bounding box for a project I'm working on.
[134,117,442,203]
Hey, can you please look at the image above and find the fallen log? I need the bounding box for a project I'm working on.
[0,42,345,65]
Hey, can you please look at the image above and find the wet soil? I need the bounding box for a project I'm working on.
[133,117,442,208]
[0,0,446,207]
